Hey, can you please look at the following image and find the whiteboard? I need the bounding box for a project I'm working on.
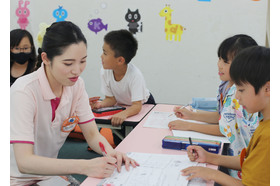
[10,0,268,104]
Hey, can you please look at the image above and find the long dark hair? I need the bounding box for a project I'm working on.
[10,29,37,70]
[37,21,87,67]
[217,34,258,63]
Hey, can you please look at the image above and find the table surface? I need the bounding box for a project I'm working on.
[81,104,218,186]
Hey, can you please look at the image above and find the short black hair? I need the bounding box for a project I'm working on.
[104,29,138,64]
[218,34,258,63]
[230,46,270,94]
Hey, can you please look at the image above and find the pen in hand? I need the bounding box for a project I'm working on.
[189,137,196,155]
[168,104,190,117]
[99,142,107,156]
[99,142,119,172]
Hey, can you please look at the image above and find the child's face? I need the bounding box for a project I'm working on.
[45,42,87,87]
[10,36,32,54]
[101,42,120,69]
[235,83,267,114]
[217,57,232,82]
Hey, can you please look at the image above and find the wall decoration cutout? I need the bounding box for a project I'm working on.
[87,2,108,35]
[88,18,108,34]
[16,0,30,30]
[53,6,68,22]
[37,23,50,48]
[159,5,186,41]
[125,9,143,34]
[92,2,107,16]
[100,2,107,9]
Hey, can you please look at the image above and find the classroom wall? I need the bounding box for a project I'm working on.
[10,0,268,104]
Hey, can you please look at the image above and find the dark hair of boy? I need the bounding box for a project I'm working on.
[104,29,138,64]
[217,34,258,63]
[37,21,87,66]
[230,46,270,94]
[10,29,37,70]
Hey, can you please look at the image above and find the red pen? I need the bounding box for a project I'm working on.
[99,142,118,169]
[99,142,107,156]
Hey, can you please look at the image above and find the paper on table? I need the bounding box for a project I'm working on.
[172,130,229,143]
[172,116,229,143]
[98,152,206,186]
[143,111,211,129]
[142,111,229,143]
[143,111,175,129]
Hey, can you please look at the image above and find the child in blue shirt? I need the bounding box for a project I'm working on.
[168,35,259,178]
[183,46,270,185]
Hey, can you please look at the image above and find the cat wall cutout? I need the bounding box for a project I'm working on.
[125,9,143,34]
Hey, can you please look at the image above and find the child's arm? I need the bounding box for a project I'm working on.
[109,100,142,126]
[192,110,220,124]
[182,167,243,186]
[168,120,224,136]
[187,145,241,170]
[182,145,243,185]
[173,106,220,124]
[92,96,117,109]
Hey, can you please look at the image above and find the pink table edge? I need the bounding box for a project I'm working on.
[81,104,221,186]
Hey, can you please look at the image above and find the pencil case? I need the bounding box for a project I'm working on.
[92,106,126,117]
[190,97,217,111]
[162,136,221,154]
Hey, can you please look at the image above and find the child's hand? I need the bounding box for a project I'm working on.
[187,145,208,163]
[84,156,117,178]
[173,106,194,120]
[168,120,193,130]
[89,97,100,109]
[181,166,218,182]
[92,101,103,109]
[109,112,128,126]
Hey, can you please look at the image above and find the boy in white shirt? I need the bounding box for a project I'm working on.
[93,30,155,127]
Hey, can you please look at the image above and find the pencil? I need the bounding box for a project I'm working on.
[189,137,193,146]
[189,137,195,154]
[168,104,189,117]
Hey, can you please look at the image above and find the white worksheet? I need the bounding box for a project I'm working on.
[143,111,176,129]
[143,111,229,143]
[172,130,229,143]
[98,152,206,186]
[143,111,212,129]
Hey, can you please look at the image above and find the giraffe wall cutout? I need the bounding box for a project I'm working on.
[159,5,186,41]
